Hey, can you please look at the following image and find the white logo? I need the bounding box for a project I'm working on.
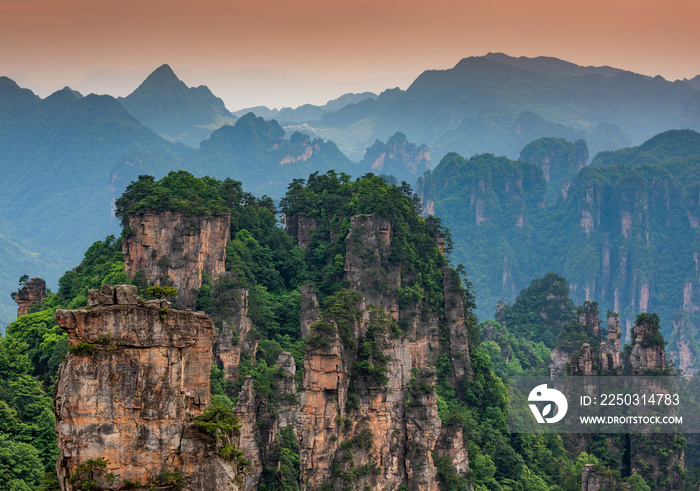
[528,384,568,424]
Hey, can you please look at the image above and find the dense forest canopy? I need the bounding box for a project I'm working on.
[0,170,691,490]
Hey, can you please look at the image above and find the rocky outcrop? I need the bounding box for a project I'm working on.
[343,214,400,315]
[550,310,624,377]
[292,214,471,491]
[285,213,318,250]
[600,311,623,374]
[53,284,241,491]
[578,302,601,336]
[300,284,320,338]
[234,378,263,491]
[211,278,258,381]
[581,464,616,491]
[360,132,430,177]
[575,344,597,375]
[629,315,666,374]
[443,266,473,379]
[549,348,571,377]
[122,212,230,309]
[14,277,46,317]
[549,308,666,376]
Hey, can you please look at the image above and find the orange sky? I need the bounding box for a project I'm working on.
[1,0,699,109]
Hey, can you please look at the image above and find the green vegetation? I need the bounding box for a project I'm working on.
[67,342,95,356]
[503,273,576,347]
[4,166,693,490]
[519,137,588,204]
[152,471,187,491]
[0,229,153,490]
[67,458,116,491]
[259,427,300,491]
[115,172,234,224]
[418,152,547,321]
[280,171,449,304]
[420,130,700,362]
[632,313,666,348]
[144,285,177,299]
[193,404,242,441]
[480,321,551,378]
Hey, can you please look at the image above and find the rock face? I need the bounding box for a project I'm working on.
[53,285,241,491]
[300,284,321,338]
[211,277,258,382]
[549,308,624,376]
[600,311,623,374]
[629,316,666,374]
[556,307,683,489]
[291,214,471,491]
[14,277,46,317]
[122,212,230,309]
[284,213,318,250]
[581,464,615,491]
[549,347,571,377]
[667,311,698,376]
[518,137,588,204]
[343,214,400,315]
[360,132,431,179]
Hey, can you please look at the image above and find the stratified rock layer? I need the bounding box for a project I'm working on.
[53,285,240,491]
[122,212,230,309]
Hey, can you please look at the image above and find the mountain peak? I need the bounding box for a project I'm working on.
[138,64,183,89]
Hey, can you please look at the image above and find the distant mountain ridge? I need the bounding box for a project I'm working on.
[0,78,356,327]
[119,64,237,147]
[232,91,378,123]
[188,113,356,197]
[359,132,430,182]
[482,52,626,79]
[2,54,700,328]
[311,54,699,162]
[0,79,185,326]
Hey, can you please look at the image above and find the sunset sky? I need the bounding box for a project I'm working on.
[1,0,699,109]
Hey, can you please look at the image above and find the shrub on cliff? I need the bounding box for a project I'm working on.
[144,285,177,299]
[193,404,242,441]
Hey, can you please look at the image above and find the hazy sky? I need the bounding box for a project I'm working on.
[1,0,699,109]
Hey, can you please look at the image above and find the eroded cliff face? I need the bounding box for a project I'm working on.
[550,310,624,376]
[53,284,241,491]
[600,312,623,374]
[518,137,588,205]
[361,132,430,178]
[14,277,46,317]
[556,308,682,489]
[122,212,230,309]
[565,172,676,344]
[290,213,471,491]
[629,317,666,374]
[667,311,699,376]
[581,464,615,491]
[210,276,258,382]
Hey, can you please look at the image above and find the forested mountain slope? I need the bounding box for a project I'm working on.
[419,130,700,368]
